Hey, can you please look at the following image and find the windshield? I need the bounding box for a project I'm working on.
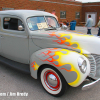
[27,16,59,31]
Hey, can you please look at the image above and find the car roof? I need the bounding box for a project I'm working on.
[0,10,55,19]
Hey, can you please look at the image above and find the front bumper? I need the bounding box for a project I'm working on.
[82,78,100,90]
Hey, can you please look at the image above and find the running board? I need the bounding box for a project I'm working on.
[0,55,30,74]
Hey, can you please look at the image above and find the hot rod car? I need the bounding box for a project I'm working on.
[0,10,100,97]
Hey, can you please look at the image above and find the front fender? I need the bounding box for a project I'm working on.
[30,48,90,87]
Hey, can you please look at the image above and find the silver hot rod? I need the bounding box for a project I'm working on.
[0,10,100,97]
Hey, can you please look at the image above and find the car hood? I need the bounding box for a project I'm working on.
[31,30,100,54]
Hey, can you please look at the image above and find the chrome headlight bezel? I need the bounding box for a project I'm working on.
[78,57,87,74]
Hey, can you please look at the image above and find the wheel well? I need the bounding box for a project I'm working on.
[37,64,68,84]
[37,64,50,79]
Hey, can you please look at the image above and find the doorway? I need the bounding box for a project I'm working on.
[85,12,97,26]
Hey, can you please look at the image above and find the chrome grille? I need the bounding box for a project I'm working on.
[85,54,100,79]
[91,54,100,78]
[85,54,96,78]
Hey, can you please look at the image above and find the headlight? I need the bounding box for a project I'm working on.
[78,57,87,73]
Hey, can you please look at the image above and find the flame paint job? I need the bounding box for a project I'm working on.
[31,61,39,71]
[47,32,93,53]
[30,29,97,87]
[30,48,90,87]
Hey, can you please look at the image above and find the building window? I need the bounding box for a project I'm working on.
[75,12,80,19]
[2,8,14,10]
[37,9,45,11]
[60,11,66,19]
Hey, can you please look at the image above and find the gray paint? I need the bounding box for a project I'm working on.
[53,55,59,59]
[61,64,71,70]
[49,53,55,56]
[61,51,67,54]
[63,36,71,39]
[59,64,77,83]
[65,42,70,45]
[48,58,52,61]
[61,70,77,83]
[53,61,59,65]
[71,44,78,48]
[75,49,81,53]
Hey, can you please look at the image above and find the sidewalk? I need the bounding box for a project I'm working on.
[72,26,99,35]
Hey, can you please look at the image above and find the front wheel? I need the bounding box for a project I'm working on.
[40,66,68,97]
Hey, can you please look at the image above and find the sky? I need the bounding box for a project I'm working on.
[76,0,100,3]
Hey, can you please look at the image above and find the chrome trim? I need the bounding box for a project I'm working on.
[0,32,28,38]
[84,54,100,79]
[82,78,100,90]
[31,36,59,40]
[84,54,96,78]
[48,74,57,87]
[78,57,87,73]
[91,54,100,78]
[44,71,60,91]
[31,36,44,39]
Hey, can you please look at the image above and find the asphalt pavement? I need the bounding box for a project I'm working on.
[74,26,98,35]
[1,63,100,100]
[0,26,100,100]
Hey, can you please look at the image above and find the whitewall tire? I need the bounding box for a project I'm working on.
[40,66,68,97]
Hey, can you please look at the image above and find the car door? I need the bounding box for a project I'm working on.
[0,15,29,64]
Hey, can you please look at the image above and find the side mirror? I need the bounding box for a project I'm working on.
[18,25,24,31]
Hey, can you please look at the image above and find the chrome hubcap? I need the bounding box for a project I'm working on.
[48,74,57,87]
[44,70,60,91]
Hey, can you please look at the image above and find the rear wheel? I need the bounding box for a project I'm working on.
[40,66,68,97]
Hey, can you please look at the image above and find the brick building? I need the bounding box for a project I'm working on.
[0,0,100,26]
[82,2,100,26]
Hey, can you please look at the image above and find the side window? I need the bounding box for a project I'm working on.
[3,17,24,31]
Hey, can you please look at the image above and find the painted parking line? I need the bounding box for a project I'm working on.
[66,30,86,34]
[71,31,86,34]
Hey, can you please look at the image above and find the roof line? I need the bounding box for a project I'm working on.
[30,0,82,6]
[83,5,100,7]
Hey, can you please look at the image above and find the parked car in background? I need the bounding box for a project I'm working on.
[0,10,100,97]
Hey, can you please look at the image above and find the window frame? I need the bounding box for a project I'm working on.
[75,12,80,19]
[26,16,59,31]
[3,17,25,31]
[60,11,66,19]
